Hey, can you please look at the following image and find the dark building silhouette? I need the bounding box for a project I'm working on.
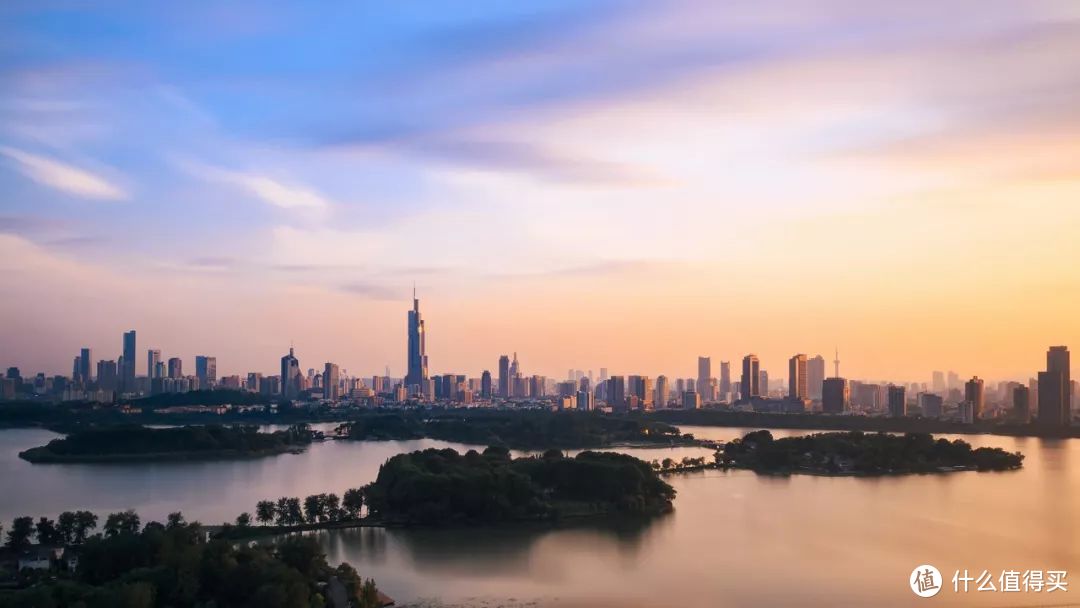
[822,377,848,413]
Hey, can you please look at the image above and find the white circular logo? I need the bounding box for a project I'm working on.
[910,564,942,598]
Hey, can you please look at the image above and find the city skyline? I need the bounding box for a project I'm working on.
[3,2,1080,381]
[6,293,1074,392]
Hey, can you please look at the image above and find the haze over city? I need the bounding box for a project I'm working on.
[3,1,1080,381]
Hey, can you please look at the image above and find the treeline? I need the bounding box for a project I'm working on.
[339,409,690,449]
[722,430,1024,474]
[0,510,382,608]
[250,489,365,527]
[127,390,272,408]
[18,424,314,463]
[363,446,677,525]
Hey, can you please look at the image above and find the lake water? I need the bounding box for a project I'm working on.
[2,424,1077,607]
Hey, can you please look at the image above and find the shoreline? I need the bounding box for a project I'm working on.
[17,444,308,464]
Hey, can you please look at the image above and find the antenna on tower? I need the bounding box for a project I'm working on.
[833,347,840,378]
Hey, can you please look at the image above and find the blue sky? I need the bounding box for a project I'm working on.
[2,1,1079,380]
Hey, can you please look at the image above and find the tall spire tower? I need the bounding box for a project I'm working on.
[406,286,428,396]
[833,347,840,378]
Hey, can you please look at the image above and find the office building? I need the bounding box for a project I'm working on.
[195,356,217,388]
[147,349,161,379]
[79,348,93,384]
[682,391,701,409]
[719,361,731,399]
[498,355,510,397]
[167,357,182,379]
[740,354,760,400]
[807,355,825,400]
[697,357,711,401]
[121,330,136,390]
[964,377,984,420]
[281,347,301,398]
[788,354,808,401]
[481,370,492,398]
[1013,385,1030,421]
[919,392,943,418]
[608,376,626,411]
[822,377,849,413]
[655,375,669,409]
[1038,346,1071,427]
[887,385,906,417]
[759,370,769,397]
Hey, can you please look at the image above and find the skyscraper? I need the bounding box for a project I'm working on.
[480,370,492,399]
[324,362,340,400]
[79,347,93,385]
[822,377,849,413]
[696,357,711,399]
[887,385,906,417]
[1038,346,1071,427]
[281,347,300,398]
[759,370,769,396]
[964,377,984,420]
[719,361,731,399]
[655,375,669,409]
[788,354,808,400]
[405,289,429,396]
[122,330,136,390]
[807,355,825,400]
[1013,385,1030,422]
[147,349,161,379]
[740,354,760,401]
[167,357,182,379]
[608,376,626,411]
[498,355,510,397]
[195,356,217,388]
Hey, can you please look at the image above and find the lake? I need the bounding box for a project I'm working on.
[2,424,1077,606]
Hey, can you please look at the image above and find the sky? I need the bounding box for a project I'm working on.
[2,1,1079,383]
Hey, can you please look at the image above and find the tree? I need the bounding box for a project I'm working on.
[661,458,674,470]
[255,500,276,526]
[342,488,364,520]
[73,511,98,542]
[6,516,33,550]
[104,510,140,537]
[324,493,341,522]
[303,494,323,524]
[166,512,185,529]
[235,512,252,528]
[57,511,77,544]
[275,497,291,526]
[35,517,59,545]
[285,498,304,525]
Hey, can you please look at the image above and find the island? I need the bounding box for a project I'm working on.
[337,409,693,450]
[362,447,677,525]
[17,424,315,463]
[720,430,1024,475]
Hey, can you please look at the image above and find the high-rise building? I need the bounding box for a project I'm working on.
[480,370,492,399]
[280,347,300,398]
[96,359,118,391]
[759,370,769,397]
[323,362,340,400]
[79,348,93,384]
[119,330,136,392]
[1038,346,1071,427]
[577,389,593,411]
[932,371,946,395]
[608,376,626,410]
[919,392,943,418]
[655,375,669,409]
[696,357,711,400]
[682,391,701,409]
[807,355,825,400]
[964,377,984,420]
[788,354,808,401]
[1013,385,1030,422]
[405,289,429,396]
[195,356,217,388]
[498,355,510,397]
[167,357,182,379]
[822,377,849,413]
[887,385,906,417]
[147,349,162,379]
[740,354,760,401]
[719,361,731,399]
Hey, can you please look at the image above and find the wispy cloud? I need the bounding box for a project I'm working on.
[179,160,335,214]
[0,146,127,200]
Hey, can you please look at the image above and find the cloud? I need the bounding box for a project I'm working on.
[338,281,399,300]
[179,160,335,214]
[0,146,127,200]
